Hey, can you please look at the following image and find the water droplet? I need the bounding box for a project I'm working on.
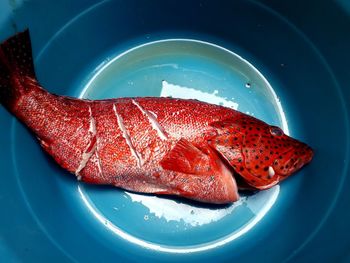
[245,83,251,88]
[144,215,149,220]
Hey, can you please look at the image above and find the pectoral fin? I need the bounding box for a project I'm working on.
[160,138,219,176]
[160,138,239,203]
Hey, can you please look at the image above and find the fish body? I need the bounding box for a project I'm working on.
[0,30,313,204]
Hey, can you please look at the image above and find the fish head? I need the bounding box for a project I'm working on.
[209,115,313,189]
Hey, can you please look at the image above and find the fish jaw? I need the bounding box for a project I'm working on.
[272,144,314,181]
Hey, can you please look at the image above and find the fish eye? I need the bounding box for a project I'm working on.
[270,126,284,136]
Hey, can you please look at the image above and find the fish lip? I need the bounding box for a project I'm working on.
[303,146,314,164]
[253,178,280,190]
[293,147,314,172]
[274,145,314,178]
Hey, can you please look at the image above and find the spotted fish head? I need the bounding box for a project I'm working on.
[209,115,313,189]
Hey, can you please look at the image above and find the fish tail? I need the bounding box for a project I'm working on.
[0,29,36,110]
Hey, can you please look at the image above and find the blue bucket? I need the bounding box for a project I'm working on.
[1,0,349,262]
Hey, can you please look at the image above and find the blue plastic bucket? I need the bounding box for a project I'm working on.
[0,1,349,262]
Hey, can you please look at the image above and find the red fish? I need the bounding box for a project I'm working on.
[0,30,313,204]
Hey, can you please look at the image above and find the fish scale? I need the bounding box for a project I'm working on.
[0,30,313,204]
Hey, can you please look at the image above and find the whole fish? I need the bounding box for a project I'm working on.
[0,30,313,204]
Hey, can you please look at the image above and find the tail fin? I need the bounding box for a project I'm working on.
[0,29,36,109]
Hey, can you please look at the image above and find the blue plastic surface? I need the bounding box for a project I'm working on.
[0,0,349,262]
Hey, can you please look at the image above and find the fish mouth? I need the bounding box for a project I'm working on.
[275,145,314,179]
[303,146,314,164]
[292,146,314,171]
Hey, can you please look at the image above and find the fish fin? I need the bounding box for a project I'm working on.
[160,138,240,203]
[0,29,36,109]
[160,138,219,176]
